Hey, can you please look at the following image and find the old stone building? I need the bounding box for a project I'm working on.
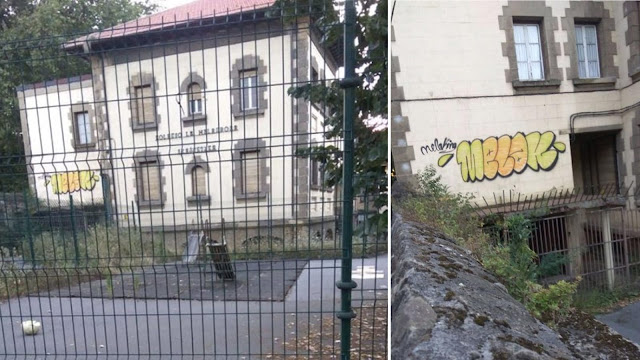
[17,0,340,244]
[392,0,640,208]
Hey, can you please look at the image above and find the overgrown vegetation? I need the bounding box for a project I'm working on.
[0,224,177,299]
[397,166,485,256]
[231,235,387,261]
[395,166,580,325]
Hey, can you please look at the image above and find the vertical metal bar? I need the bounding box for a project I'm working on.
[337,0,358,358]
[23,189,35,267]
[70,194,79,266]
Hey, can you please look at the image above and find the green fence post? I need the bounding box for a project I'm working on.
[69,195,80,266]
[23,189,35,267]
[337,0,359,358]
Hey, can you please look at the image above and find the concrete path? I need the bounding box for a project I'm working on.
[597,300,640,346]
[0,255,388,359]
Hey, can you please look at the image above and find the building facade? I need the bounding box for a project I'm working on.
[17,0,340,244]
[392,0,640,207]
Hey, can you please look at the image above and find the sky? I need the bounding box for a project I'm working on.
[150,0,197,12]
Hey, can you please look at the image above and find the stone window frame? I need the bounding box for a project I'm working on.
[561,1,618,91]
[499,2,563,93]
[133,150,166,208]
[230,54,268,119]
[184,156,211,204]
[232,138,270,200]
[624,1,640,82]
[68,102,97,150]
[180,72,207,124]
[127,72,161,132]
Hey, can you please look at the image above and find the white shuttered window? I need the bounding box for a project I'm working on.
[241,151,260,194]
[575,24,600,78]
[513,24,544,81]
[241,71,258,110]
[75,112,91,145]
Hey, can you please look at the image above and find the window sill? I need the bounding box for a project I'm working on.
[181,114,207,123]
[511,79,561,93]
[137,200,163,208]
[235,192,267,200]
[233,108,265,119]
[572,77,617,91]
[72,143,97,151]
[187,195,210,204]
[132,123,158,132]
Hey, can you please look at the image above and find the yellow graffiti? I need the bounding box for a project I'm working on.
[45,171,100,194]
[438,131,565,182]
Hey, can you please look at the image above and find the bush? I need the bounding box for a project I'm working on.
[527,279,580,325]
[396,166,487,258]
[482,214,579,325]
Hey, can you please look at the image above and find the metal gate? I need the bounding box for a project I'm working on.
[0,0,388,358]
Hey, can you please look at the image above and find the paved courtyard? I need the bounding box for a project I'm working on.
[597,299,640,346]
[0,255,388,359]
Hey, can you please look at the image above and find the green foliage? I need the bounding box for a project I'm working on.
[537,252,568,278]
[574,286,640,314]
[22,224,177,269]
[0,0,155,191]
[276,0,388,236]
[482,214,579,324]
[527,280,580,325]
[397,166,487,256]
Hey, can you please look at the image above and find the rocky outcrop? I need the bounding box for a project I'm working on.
[391,213,640,359]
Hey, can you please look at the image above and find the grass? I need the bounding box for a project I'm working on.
[573,286,640,314]
[0,224,178,300]
[229,236,388,261]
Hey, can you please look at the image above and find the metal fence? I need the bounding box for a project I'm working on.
[0,1,388,358]
[485,204,640,294]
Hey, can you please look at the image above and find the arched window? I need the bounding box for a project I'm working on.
[191,165,206,196]
[187,83,202,115]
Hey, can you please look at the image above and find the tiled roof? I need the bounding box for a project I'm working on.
[64,0,276,49]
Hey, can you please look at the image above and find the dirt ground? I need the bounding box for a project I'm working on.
[268,304,388,359]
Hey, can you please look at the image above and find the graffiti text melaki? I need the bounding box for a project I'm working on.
[437,131,566,182]
[45,170,100,194]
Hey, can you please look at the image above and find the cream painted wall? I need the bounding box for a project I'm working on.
[20,29,337,226]
[20,80,103,205]
[393,0,640,204]
[98,32,335,226]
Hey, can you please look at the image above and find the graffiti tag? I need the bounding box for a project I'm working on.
[45,170,100,194]
[437,131,566,182]
[420,138,457,155]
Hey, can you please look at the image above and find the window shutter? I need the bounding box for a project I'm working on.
[242,151,260,194]
[188,83,202,101]
[241,71,258,110]
[75,112,90,145]
[140,162,160,201]
[192,166,206,196]
[513,24,544,81]
[575,24,600,78]
[135,85,154,124]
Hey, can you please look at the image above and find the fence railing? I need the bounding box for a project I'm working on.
[485,206,640,293]
[0,1,388,358]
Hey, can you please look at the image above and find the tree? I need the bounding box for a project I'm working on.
[273,0,388,236]
[0,0,156,191]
